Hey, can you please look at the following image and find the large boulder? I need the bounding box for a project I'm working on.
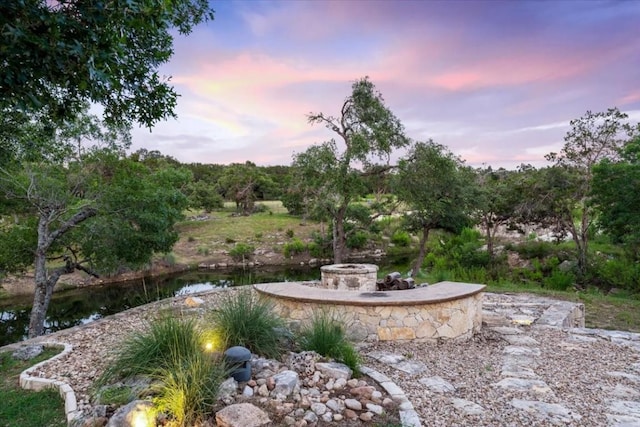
[215,403,271,427]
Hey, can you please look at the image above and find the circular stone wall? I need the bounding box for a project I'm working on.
[254,281,485,343]
[320,263,378,292]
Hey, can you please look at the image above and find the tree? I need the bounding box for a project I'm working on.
[292,77,410,263]
[474,167,525,258]
[545,108,640,275]
[0,111,190,337]
[592,137,640,259]
[218,162,275,215]
[1,0,214,128]
[392,141,476,277]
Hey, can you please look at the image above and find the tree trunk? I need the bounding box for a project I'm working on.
[28,217,53,338]
[486,220,494,259]
[333,206,347,264]
[411,226,430,278]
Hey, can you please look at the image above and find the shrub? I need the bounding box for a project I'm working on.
[99,317,203,384]
[152,351,226,427]
[543,270,575,291]
[346,231,368,249]
[297,310,360,374]
[511,241,555,260]
[229,243,254,261]
[99,318,227,426]
[209,290,286,358]
[283,238,307,258]
[285,229,295,238]
[197,246,209,256]
[162,252,177,266]
[391,230,411,247]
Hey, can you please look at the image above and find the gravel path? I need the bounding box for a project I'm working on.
[5,288,640,426]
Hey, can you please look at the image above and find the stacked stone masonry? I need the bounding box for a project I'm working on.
[254,281,485,342]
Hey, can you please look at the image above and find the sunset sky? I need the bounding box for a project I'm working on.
[130,0,640,169]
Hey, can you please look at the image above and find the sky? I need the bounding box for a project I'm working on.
[130,0,640,169]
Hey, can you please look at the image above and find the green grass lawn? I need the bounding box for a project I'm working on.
[0,347,66,427]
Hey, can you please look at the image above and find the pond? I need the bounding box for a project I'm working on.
[0,257,412,346]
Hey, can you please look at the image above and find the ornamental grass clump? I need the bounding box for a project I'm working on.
[297,310,361,374]
[99,317,203,384]
[209,289,287,359]
[152,350,227,427]
[98,317,227,426]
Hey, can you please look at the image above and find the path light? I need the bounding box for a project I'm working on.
[201,329,224,353]
[128,402,156,427]
[224,346,252,382]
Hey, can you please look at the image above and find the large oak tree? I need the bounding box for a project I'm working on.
[291,77,409,263]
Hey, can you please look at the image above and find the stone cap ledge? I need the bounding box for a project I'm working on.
[254,281,485,307]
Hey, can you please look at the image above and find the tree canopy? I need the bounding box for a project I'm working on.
[0,0,214,128]
[292,77,409,263]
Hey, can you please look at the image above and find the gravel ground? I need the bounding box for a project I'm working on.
[7,288,640,426]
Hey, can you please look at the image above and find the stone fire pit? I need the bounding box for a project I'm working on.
[254,264,486,343]
[320,263,378,292]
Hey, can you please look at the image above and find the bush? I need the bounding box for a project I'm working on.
[228,243,254,261]
[391,230,411,247]
[297,310,360,374]
[100,317,204,384]
[543,270,575,291]
[346,231,368,249]
[210,290,286,358]
[285,229,295,238]
[283,238,307,258]
[152,351,226,427]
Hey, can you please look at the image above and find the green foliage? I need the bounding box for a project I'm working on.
[297,310,360,374]
[228,243,255,262]
[543,270,575,291]
[186,180,224,212]
[0,0,214,128]
[346,231,369,249]
[392,141,477,276]
[587,256,640,292]
[507,241,555,260]
[152,351,226,427]
[0,347,66,427]
[284,238,308,258]
[95,385,134,406]
[209,290,287,359]
[99,317,204,384]
[592,137,640,258]
[197,246,210,256]
[391,230,411,247]
[286,229,295,238]
[292,77,409,262]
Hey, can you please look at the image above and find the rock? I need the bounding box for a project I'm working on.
[218,377,238,400]
[333,378,347,390]
[242,385,254,397]
[344,409,358,419]
[273,370,299,397]
[184,296,204,307]
[359,411,374,421]
[344,398,363,411]
[366,403,384,415]
[492,378,552,394]
[418,376,456,393]
[311,402,327,415]
[321,412,333,422]
[315,362,352,380]
[106,400,155,427]
[451,398,485,415]
[258,384,269,397]
[350,385,375,399]
[303,410,318,423]
[510,399,582,424]
[333,414,344,422]
[326,399,342,412]
[12,345,44,361]
[215,403,271,427]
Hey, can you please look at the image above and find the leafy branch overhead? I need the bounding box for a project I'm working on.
[0,0,214,127]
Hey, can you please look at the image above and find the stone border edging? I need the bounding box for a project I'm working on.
[360,365,422,427]
[19,341,81,425]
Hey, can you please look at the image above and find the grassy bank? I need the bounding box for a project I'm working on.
[0,347,66,427]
